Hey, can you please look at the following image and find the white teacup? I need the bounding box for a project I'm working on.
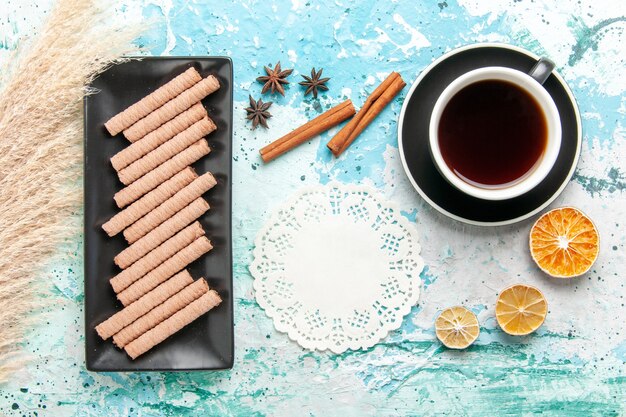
[429,60,561,201]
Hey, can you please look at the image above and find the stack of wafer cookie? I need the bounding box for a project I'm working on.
[97,66,223,360]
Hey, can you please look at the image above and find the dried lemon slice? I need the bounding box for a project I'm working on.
[495,284,547,336]
[529,207,599,278]
[435,306,480,349]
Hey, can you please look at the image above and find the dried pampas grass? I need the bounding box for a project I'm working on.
[0,0,143,381]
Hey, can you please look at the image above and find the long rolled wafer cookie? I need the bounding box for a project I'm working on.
[102,168,197,237]
[110,222,205,293]
[105,67,202,136]
[123,75,220,142]
[113,278,209,348]
[114,139,210,207]
[111,103,207,171]
[124,172,217,244]
[115,198,209,269]
[95,270,193,340]
[118,117,216,185]
[125,289,221,359]
[117,237,213,306]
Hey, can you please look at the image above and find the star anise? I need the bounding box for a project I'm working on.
[245,95,272,129]
[299,67,330,99]
[256,61,293,96]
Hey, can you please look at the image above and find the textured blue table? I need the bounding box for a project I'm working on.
[0,0,624,415]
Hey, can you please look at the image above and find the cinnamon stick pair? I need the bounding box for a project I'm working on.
[259,73,405,162]
[327,72,406,156]
[259,100,356,163]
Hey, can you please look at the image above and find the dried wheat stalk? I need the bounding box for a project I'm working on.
[0,0,142,381]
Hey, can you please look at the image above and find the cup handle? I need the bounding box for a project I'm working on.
[528,57,555,85]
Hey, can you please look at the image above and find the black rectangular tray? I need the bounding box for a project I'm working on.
[84,57,233,371]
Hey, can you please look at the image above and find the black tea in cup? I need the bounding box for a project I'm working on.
[438,80,548,188]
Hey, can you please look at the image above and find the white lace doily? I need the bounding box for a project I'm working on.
[250,182,424,353]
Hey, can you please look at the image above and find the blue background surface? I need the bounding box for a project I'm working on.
[0,0,624,415]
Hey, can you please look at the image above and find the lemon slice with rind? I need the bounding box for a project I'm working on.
[495,284,548,336]
[435,306,480,349]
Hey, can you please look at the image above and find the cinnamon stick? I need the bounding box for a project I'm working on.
[260,100,355,163]
[260,100,353,155]
[326,72,399,154]
[327,73,406,156]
